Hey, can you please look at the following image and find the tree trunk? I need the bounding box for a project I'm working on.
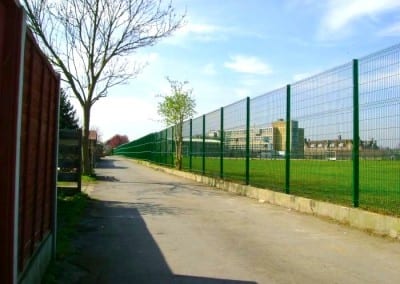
[82,102,91,175]
[175,122,183,170]
[176,138,182,170]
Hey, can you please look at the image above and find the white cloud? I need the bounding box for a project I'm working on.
[91,95,161,141]
[286,0,318,6]
[183,23,220,34]
[233,88,251,99]
[240,78,260,87]
[379,22,400,36]
[293,72,313,82]
[128,52,159,66]
[165,22,228,45]
[319,0,400,38]
[201,63,217,75]
[70,84,164,141]
[224,55,272,75]
[165,19,266,45]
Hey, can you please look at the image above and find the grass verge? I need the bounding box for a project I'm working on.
[42,191,89,283]
[82,174,97,183]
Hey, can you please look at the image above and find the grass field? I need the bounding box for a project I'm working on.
[180,157,400,216]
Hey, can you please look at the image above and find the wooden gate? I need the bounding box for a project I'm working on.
[58,129,82,192]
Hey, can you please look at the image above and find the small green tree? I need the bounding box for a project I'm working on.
[158,78,196,170]
[59,89,79,129]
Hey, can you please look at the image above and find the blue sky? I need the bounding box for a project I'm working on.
[77,0,400,141]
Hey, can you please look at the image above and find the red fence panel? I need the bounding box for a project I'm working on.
[18,31,60,273]
[0,1,60,283]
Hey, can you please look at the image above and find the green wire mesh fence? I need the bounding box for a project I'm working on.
[114,44,400,216]
[290,62,354,206]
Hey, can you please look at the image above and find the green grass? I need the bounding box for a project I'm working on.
[56,191,88,257]
[57,174,97,188]
[81,174,97,183]
[182,157,400,216]
[42,191,89,283]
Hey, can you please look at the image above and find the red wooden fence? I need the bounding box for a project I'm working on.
[18,29,60,274]
[0,1,60,283]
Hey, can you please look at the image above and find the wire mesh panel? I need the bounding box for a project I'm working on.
[223,99,247,183]
[182,120,191,170]
[204,109,221,177]
[141,134,151,161]
[359,45,400,215]
[152,131,163,165]
[250,88,286,191]
[114,133,150,160]
[291,63,354,205]
[155,129,167,165]
[191,116,204,173]
[166,126,174,167]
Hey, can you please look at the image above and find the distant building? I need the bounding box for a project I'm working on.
[304,137,381,160]
[224,127,275,157]
[181,121,391,160]
[272,119,304,158]
[182,119,305,158]
[182,137,220,157]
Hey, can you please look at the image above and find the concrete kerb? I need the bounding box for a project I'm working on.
[129,159,400,240]
[82,184,95,195]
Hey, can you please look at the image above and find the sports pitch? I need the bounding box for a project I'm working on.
[181,157,400,216]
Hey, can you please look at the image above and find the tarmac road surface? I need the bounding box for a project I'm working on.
[58,156,400,283]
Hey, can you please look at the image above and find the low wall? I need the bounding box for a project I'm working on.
[132,159,400,240]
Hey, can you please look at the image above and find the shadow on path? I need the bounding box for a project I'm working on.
[95,158,128,170]
[58,199,256,284]
[95,175,120,182]
[94,158,124,181]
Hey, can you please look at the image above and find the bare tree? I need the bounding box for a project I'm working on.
[158,78,196,170]
[22,0,185,174]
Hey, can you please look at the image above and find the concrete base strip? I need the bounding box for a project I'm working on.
[131,159,400,240]
[19,233,53,284]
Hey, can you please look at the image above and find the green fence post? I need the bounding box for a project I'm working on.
[158,133,161,162]
[220,107,224,179]
[171,126,175,167]
[150,134,153,162]
[285,85,291,194]
[189,119,193,171]
[154,133,157,164]
[202,114,206,175]
[353,59,360,207]
[165,129,168,166]
[154,132,158,164]
[158,131,161,165]
[246,97,250,185]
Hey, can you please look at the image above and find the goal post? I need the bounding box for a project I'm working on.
[325,150,337,161]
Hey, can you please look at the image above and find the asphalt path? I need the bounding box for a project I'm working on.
[59,156,400,283]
